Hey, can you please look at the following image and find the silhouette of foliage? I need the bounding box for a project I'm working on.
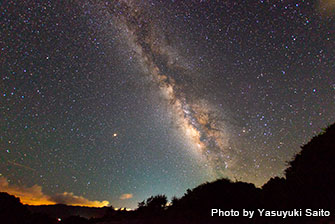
[261,177,288,208]
[167,178,261,222]
[145,194,167,209]
[283,123,335,209]
[136,194,167,218]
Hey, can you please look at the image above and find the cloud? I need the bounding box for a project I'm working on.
[120,193,133,200]
[0,176,53,205]
[50,192,109,207]
[0,176,109,207]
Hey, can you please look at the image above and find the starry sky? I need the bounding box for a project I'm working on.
[1,0,334,209]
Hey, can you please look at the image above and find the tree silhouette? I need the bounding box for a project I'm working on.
[137,194,167,217]
[145,195,167,209]
[283,123,335,209]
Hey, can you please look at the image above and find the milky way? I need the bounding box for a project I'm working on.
[1,0,334,208]
[98,0,237,178]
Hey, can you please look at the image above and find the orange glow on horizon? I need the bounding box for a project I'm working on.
[0,176,109,207]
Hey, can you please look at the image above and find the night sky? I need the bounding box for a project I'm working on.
[1,0,334,209]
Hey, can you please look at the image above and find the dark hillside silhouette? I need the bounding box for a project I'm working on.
[164,123,335,223]
[167,179,260,218]
[284,124,335,209]
[28,204,108,219]
[262,124,335,210]
[0,192,56,224]
[163,179,261,224]
[0,192,30,223]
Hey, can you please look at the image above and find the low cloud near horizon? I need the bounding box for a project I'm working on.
[120,193,133,200]
[0,176,109,207]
